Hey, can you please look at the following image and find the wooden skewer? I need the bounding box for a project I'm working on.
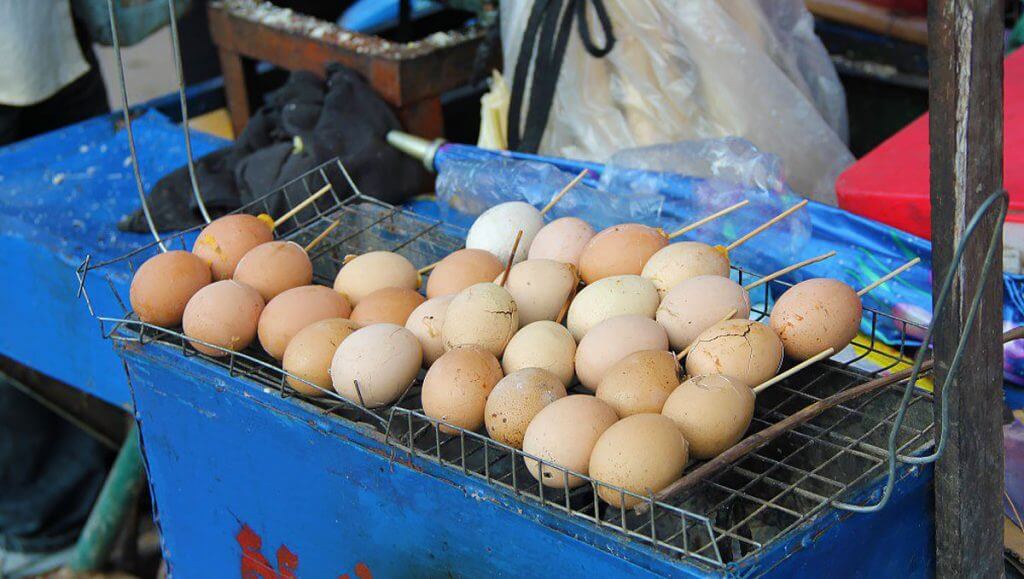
[498,230,524,288]
[303,217,343,252]
[666,200,750,240]
[743,251,837,291]
[540,169,589,216]
[676,309,738,360]
[857,257,922,297]
[418,260,441,275]
[555,267,581,324]
[752,348,835,395]
[725,199,809,252]
[272,184,332,228]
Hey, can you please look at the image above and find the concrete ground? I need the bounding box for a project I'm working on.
[93,30,178,110]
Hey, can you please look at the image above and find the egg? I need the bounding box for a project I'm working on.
[575,315,669,391]
[404,295,454,366]
[641,241,730,297]
[350,287,425,327]
[283,318,359,396]
[496,259,578,326]
[528,217,595,267]
[501,321,577,386]
[596,350,680,417]
[233,240,313,301]
[577,223,668,284]
[566,275,659,341]
[421,346,504,433]
[465,201,544,265]
[442,283,519,356]
[257,285,352,360]
[661,374,754,459]
[657,275,751,351]
[588,413,689,508]
[686,319,783,386]
[330,323,422,408]
[769,278,863,360]
[182,280,264,356]
[192,214,273,280]
[130,250,212,327]
[522,395,619,488]
[332,251,418,306]
[485,368,567,448]
[425,248,504,299]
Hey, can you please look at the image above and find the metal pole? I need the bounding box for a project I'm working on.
[928,1,1005,576]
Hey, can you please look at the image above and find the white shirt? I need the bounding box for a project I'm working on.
[0,0,90,106]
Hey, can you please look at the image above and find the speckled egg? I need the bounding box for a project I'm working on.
[769,278,863,360]
[566,275,660,341]
[257,285,352,360]
[283,318,359,396]
[575,315,669,391]
[641,241,730,297]
[330,323,422,408]
[662,374,755,459]
[578,223,667,284]
[685,319,783,386]
[130,250,211,327]
[589,413,688,508]
[484,368,567,448]
[182,280,265,356]
[404,295,454,367]
[332,251,418,306]
[421,346,504,433]
[657,275,751,351]
[501,321,577,386]
[496,259,578,326]
[442,283,519,356]
[522,395,619,488]
[596,350,680,417]
[192,214,273,280]
[233,240,313,301]
[425,248,505,299]
[528,217,595,267]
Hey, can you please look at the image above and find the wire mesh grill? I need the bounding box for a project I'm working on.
[77,158,934,569]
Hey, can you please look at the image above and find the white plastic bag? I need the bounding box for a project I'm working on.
[501,0,854,204]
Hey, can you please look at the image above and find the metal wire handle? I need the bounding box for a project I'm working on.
[833,189,1009,513]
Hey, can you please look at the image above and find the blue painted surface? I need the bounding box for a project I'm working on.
[0,111,227,406]
[123,341,934,578]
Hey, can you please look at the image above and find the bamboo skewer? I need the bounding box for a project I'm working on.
[725,199,809,252]
[857,257,922,297]
[744,251,837,291]
[666,200,750,240]
[498,231,524,288]
[271,184,332,229]
[676,309,737,360]
[540,169,589,216]
[303,217,343,253]
[418,260,441,275]
[752,348,835,394]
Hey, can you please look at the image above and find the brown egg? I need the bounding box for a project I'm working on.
[192,214,273,280]
[686,319,783,386]
[769,278,863,360]
[130,250,211,327]
[501,321,577,386]
[528,217,596,267]
[182,280,264,356]
[566,275,660,341]
[257,285,352,360]
[578,223,668,284]
[425,248,504,299]
[575,315,669,391]
[589,413,689,508]
[330,323,422,408]
[404,295,454,367]
[421,346,504,433]
[233,240,313,301]
[657,275,751,351]
[522,395,619,488]
[283,318,359,396]
[662,374,755,459]
[596,350,680,417]
[641,241,730,297]
[484,368,567,448]
[442,283,519,356]
[332,251,418,306]
[496,259,578,326]
[350,287,425,327]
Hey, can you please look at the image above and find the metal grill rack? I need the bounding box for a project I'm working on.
[77,158,934,570]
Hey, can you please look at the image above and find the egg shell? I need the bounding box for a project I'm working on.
[425,248,504,299]
[575,315,669,391]
[332,251,418,306]
[257,285,352,360]
[657,275,751,351]
[641,241,730,297]
[528,217,596,267]
[404,295,454,366]
[233,240,313,301]
[192,214,273,280]
[130,250,212,327]
[501,321,577,386]
[496,259,578,327]
[350,287,425,327]
[589,413,689,508]
[330,323,422,408]
[566,275,660,341]
[485,368,567,449]
[182,280,265,356]
[466,201,544,265]
[686,319,783,386]
[421,346,504,433]
[662,374,754,459]
[522,395,619,488]
[596,350,680,417]
[769,278,863,360]
[442,283,519,356]
[283,318,359,396]
[578,223,668,284]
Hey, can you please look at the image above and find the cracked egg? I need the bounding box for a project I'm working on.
[685,319,783,386]
[441,282,519,356]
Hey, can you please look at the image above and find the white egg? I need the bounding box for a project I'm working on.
[566,275,660,341]
[465,202,544,265]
